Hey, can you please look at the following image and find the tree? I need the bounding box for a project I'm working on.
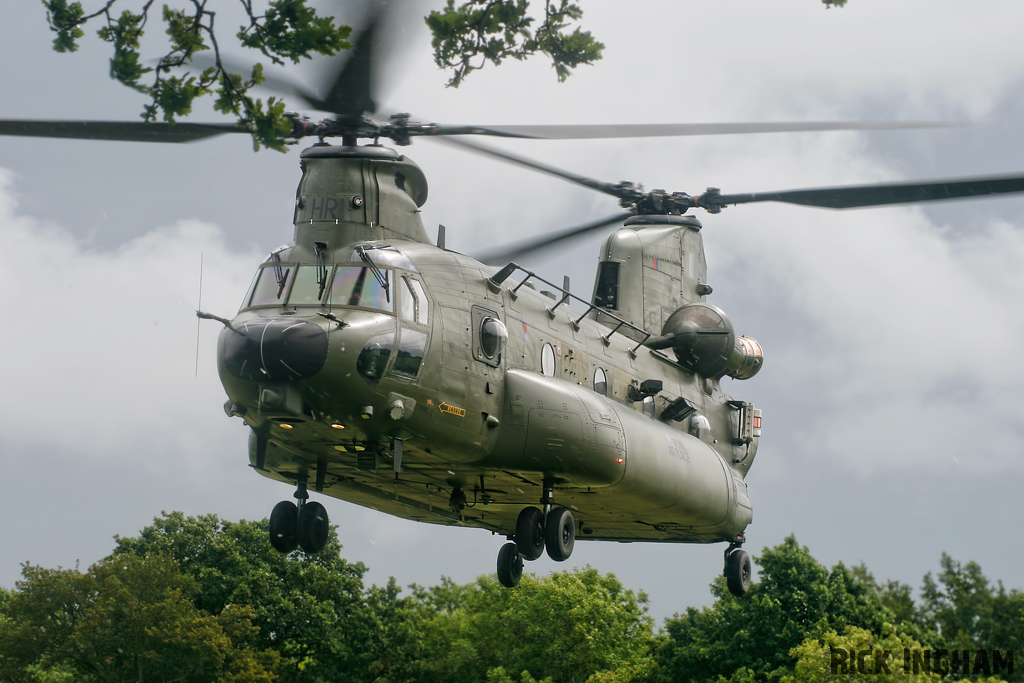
[918,554,1024,682]
[41,0,602,150]
[108,510,423,683]
[426,0,603,87]
[0,554,277,683]
[781,624,1006,683]
[42,1,847,150]
[652,536,892,683]
[414,567,657,683]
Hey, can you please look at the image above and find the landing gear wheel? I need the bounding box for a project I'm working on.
[297,501,330,553]
[269,501,298,554]
[515,507,545,561]
[497,542,523,588]
[544,507,575,562]
[725,548,752,597]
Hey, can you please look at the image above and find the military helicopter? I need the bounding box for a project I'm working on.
[6,12,1024,597]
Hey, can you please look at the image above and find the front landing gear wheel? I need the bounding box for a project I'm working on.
[297,501,330,553]
[545,507,575,562]
[725,548,752,597]
[515,507,545,561]
[497,542,523,587]
[269,501,298,553]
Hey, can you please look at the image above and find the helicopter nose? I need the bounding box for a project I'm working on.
[221,318,328,381]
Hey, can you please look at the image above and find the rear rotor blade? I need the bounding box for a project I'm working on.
[710,173,1024,210]
[432,120,960,140]
[0,119,245,143]
[475,212,633,265]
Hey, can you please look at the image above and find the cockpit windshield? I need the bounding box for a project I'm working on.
[327,266,393,311]
[243,263,395,312]
[241,243,419,313]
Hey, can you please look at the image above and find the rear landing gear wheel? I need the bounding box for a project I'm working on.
[515,507,545,561]
[725,548,752,597]
[497,542,523,587]
[269,501,298,553]
[545,507,575,562]
[297,501,330,553]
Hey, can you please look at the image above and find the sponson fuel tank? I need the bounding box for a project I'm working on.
[486,370,748,533]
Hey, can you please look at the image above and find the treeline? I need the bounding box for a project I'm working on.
[1,512,1021,683]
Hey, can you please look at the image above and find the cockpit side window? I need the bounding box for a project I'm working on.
[408,278,429,325]
[398,277,416,321]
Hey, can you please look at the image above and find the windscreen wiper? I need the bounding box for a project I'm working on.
[355,245,390,302]
[271,252,288,299]
[315,241,330,300]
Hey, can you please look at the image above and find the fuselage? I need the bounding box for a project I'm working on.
[218,237,758,544]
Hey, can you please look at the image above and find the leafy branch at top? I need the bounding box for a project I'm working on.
[41,0,352,151]
[426,0,604,87]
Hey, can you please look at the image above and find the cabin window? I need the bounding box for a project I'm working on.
[689,413,712,442]
[541,343,556,377]
[594,261,620,310]
[480,317,508,359]
[594,367,608,396]
[328,266,393,312]
[247,264,294,307]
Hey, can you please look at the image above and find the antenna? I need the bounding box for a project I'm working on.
[195,252,204,377]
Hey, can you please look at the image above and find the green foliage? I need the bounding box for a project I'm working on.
[426,0,604,87]
[415,567,656,683]
[6,513,1021,683]
[653,536,892,683]
[784,624,944,683]
[41,0,84,53]
[42,0,351,150]
[41,1,848,149]
[917,554,1024,681]
[0,553,277,683]
[109,510,415,683]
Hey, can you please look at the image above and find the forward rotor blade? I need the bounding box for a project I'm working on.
[475,212,634,265]
[318,2,390,118]
[436,136,632,200]
[711,173,1024,210]
[433,120,959,140]
[0,119,245,143]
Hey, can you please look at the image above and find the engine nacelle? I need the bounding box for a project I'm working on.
[724,336,764,380]
[659,303,763,379]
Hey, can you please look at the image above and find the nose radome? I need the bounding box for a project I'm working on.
[222,319,328,381]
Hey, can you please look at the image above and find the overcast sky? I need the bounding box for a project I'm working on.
[2,1,1023,625]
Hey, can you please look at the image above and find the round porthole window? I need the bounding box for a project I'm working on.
[541,343,555,376]
[480,317,508,359]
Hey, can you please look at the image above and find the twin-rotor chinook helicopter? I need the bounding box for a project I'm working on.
[6,13,1024,596]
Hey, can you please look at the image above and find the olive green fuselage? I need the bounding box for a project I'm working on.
[217,144,759,545]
